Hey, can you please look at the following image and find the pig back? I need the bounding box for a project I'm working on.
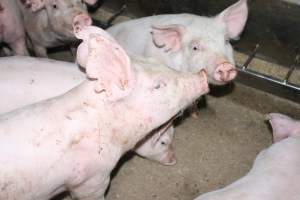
[0,56,85,114]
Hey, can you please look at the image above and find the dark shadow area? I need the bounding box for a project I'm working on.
[50,191,70,200]
[87,0,106,13]
[208,82,236,98]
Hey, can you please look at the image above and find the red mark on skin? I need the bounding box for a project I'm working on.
[0,3,4,12]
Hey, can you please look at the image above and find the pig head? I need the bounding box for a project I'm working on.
[108,0,248,85]
[134,122,176,165]
[74,25,210,140]
[267,113,300,142]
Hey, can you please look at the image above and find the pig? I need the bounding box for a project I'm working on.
[0,0,29,55]
[0,55,177,166]
[107,0,248,85]
[0,25,209,200]
[193,113,300,200]
[16,0,96,57]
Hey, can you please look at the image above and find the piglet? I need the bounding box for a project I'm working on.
[0,25,209,200]
[108,0,248,85]
[194,113,300,200]
[0,55,178,166]
[17,0,96,57]
[0,0,29,55]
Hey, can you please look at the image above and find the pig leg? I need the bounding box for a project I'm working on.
[32,43,47,57]
[9,38,29,56]
[69,175,108,200]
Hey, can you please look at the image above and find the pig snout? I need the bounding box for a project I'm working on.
[213,62,237,83]
[160,147,177,166]
[73,13,92,33]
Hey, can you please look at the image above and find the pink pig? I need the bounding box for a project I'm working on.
[194,113,300,200]
[0,0,29,55]
[0,25,209,200]
[0,55,177,166]
[108,0,248,85]
[16,0,96,57]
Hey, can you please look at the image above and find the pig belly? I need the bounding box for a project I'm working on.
[0,56,85,114]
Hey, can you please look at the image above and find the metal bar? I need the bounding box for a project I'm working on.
[236,65,300,103]
[242,44,260,69]
[283,54,299,84]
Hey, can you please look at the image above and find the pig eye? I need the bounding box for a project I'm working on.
[152,79,167,90]
[52,4,57,9]
[190,43,204,52]
[154,84,161,89]
[160,141,166,145]
[192,45,200,51]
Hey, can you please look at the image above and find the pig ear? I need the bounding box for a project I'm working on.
[76,30,133,101]
[83,0,97,5]
[266,113,300,143]
[151,24,186,53]
[215,0,248,39]
[23,0,45,12]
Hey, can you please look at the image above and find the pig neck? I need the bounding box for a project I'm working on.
[62,80,177,154]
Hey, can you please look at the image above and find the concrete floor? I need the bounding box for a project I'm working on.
[50,3,300,200]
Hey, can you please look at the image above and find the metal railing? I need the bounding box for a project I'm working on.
[236,44,300,103]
